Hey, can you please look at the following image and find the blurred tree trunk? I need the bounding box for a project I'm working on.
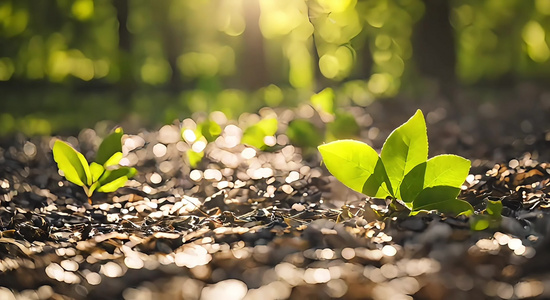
[412,0,456,93]
[114,0,134,102]
[152,1,183,90]
[241,0,268,90]
[359,39,373,82]
[309,33,323,91]
[115,0,131,53]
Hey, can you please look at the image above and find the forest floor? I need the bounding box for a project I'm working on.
[1,85,550,300]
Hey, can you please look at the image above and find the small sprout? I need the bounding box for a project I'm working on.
[318,109,473,217]
[53,128,137,203]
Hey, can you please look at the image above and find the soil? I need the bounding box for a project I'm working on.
[1,89,550,300]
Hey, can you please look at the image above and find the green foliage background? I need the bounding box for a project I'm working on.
[1,0,549,134]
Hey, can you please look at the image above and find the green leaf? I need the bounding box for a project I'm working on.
[89,162,105,183]
[380,110,428,199]
[241,118,278,149]
[53,140,92,186]
[410,186,473,216]
[87,181,99,198]
[470,215,491,231]
[400,154,471,203]
[97,167,136,193]
[311,87,334,115]
[95,128,123,166]
[318,140,392,197]
[103,152,123,167]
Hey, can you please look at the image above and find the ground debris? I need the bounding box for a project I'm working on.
[1,118,550,299]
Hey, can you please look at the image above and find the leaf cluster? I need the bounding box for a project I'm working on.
[319,110,473,217]
[53,128,136,202]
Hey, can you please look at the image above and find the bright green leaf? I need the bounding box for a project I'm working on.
[381,109,428,199]
[400,154,471,203]
[311,87,334,115]
[318,140,392,197]
[89,162,105,182]
[97,177,127,193]
[96,128,123,166]
[422,155,471,188]
[87,181,99,198]
[470,215,490,231]
[103,152,123,167]
[53,140,92,186]
[365,160,394,198]
[97,167,136,193]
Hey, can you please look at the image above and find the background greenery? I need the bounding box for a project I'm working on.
[1,0,549,135]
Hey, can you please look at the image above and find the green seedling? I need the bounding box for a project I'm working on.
[318,109,473,217]
[53,128,137,204]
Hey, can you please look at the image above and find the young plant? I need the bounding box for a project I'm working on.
[53,128,137,203]
[318,110,474,217]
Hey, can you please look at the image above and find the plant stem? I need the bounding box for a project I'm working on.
[83,186,93,204]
